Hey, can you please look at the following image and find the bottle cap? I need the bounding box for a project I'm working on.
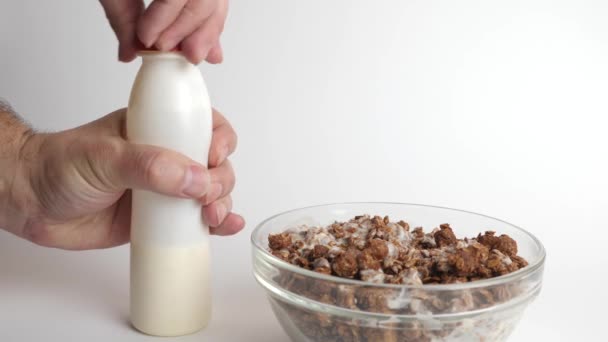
[139,47,181,53]
[136,44,183,59]
[135,39,181,53]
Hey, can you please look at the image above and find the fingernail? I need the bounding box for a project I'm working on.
[182,165,209,197]
[204,183,223,204]
[156,39,175,52]
[142,35,154,48]
[215,203,227,225]
[139,36,153,48]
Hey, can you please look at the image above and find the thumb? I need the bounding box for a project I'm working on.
[87,138,210,198]
[99,0,145,62]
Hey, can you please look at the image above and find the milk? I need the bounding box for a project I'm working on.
[130,243,211,336]
[127,51,213,336]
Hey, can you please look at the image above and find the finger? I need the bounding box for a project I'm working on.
[83,137,211,198]
[99,0,145,62]
[180,0,228,64]
[202,195,232,227]
[116,18,143,62]
[200,159,234,205]
[156,0,218,51]
[209,108,237,167]
[209,213,245,236]
[119,38,139,62]
[137,0,188,48]
[106,190,133,247]
[205,42,223,64]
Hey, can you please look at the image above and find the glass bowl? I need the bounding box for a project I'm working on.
[251,203,545,342]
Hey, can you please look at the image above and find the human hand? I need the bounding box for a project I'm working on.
[100,0,227,64]
[13,108,243,250]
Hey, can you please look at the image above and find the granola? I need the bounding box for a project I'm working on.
[269,215,527,286]
[267,215,529,341]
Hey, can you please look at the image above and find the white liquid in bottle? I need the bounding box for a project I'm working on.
[127,51,213,337]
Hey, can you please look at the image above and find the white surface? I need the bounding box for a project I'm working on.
[1,1,607,341]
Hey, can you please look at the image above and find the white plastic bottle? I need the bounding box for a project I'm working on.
[127,51,212,336]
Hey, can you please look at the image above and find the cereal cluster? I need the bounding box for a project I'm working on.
[267,215,529,341]
[269,215,527,286]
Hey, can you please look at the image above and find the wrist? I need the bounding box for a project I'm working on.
[0,108,38,236]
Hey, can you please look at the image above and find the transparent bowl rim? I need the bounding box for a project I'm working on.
[251,202,546,291]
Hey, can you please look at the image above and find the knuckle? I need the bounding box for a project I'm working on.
[93,137,124,160]
[222,196,233,212]
[141,151,169,186]
[137,149,185,192]
[85,137,124,166]
[215,17,225,33]
[73,137,125,190]
[195,26,219,45]
[214,132,237,160]
[228,128,238,149]
[181,4,200,20]
[155,0,190,16]
[224,160,236,190]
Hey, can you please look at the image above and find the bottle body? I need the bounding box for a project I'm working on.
[127,52,212,336]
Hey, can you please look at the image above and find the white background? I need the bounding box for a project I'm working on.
[1,1,607,341]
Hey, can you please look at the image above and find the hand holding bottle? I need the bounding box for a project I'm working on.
[6,107,244,250]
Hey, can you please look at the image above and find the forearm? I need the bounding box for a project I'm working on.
[0,100,34,235]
